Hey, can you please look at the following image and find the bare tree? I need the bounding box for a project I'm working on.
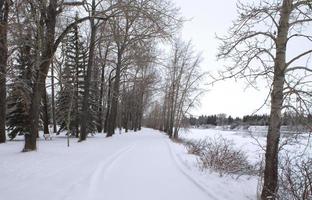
[79,0,99,142]
[106,0,181,137]
[217,1,312,199]
[0,0,10,143]
[165,39,204,139]
[146,39,204,139]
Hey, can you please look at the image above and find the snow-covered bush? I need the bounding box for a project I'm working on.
[184,137,255,176]
[184,139,207,156]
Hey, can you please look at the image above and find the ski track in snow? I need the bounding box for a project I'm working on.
[166,140,222,200]
[86,144,136,200]
[0,128,256,200]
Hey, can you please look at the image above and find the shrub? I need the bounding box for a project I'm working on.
[278,154,312,200]
[183,136,255,176]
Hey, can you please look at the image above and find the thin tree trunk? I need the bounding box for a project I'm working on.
[74,21,80,138]
[261,0,291,199]
[104,75,112,133]
[51,62,57,133]
[0,0,9,143]
[79,0,97,141]
[42,85,50,135]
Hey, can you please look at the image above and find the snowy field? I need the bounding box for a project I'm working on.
[179,127,312,164]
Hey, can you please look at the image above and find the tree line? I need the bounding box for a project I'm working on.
[188,113,312,127]
[0,0,189,151]
[189,114,269,127]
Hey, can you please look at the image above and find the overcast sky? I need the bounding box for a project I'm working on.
[172,0,270,117]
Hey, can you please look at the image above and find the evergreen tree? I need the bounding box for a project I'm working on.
[6,34,33,140]
[56,18,88,137]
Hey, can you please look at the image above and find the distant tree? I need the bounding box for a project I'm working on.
[162,39,204,139]
[216,113,227,126]
[227,115,234,125]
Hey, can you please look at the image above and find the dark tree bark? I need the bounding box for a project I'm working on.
[261,0,291,199]
[107,49,123,137]
[104,74,112,133]
[42,85,50,135]
[97,65,105,133]
[97,44,109,133]
[79,0,97,142]
[0,0,9,144]
[24,0,58,151]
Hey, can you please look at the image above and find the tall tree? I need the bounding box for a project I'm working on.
[23,0,59,151]
[164,39,203,139]
[20,0,117,150]
[0,0,9,143]
[217,1,312,199]
[79,0,98,142]
[56,18,88,137]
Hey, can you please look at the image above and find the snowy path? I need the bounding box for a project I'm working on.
[0,129,211,200]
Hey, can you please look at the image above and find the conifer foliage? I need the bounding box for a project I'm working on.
[6,35,33,140]
[55,20,89,137]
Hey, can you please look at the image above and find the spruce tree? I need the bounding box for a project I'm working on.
[6,34,33,140]
[55,17,92,137]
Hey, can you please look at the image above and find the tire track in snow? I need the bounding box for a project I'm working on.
[166,140,222,200]
[86,143,136,200]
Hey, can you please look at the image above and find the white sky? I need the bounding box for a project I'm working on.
[173,0,270,117]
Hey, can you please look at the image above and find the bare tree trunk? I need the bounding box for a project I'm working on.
[24,0,58,151]
[261,0,291,199]
[107,50,122,137]
[0,0,9,143]
[51,62,57,133]
[79,0,97,141]
[42,85,50,135]
[104,75,112,133]
[97,47,108,133]
[168,84,175,138]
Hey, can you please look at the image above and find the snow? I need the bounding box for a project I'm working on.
[179,128,266,164]
[180,127,312,164]
[5,127,307,200]
[0,128,255,200]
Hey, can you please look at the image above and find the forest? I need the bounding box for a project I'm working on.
[0,0,204,149]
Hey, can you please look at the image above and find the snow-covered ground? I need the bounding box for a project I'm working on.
[180,128,266,164]
[0,128,257,200]
[3,127,308,200]
[177,127,312,200]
